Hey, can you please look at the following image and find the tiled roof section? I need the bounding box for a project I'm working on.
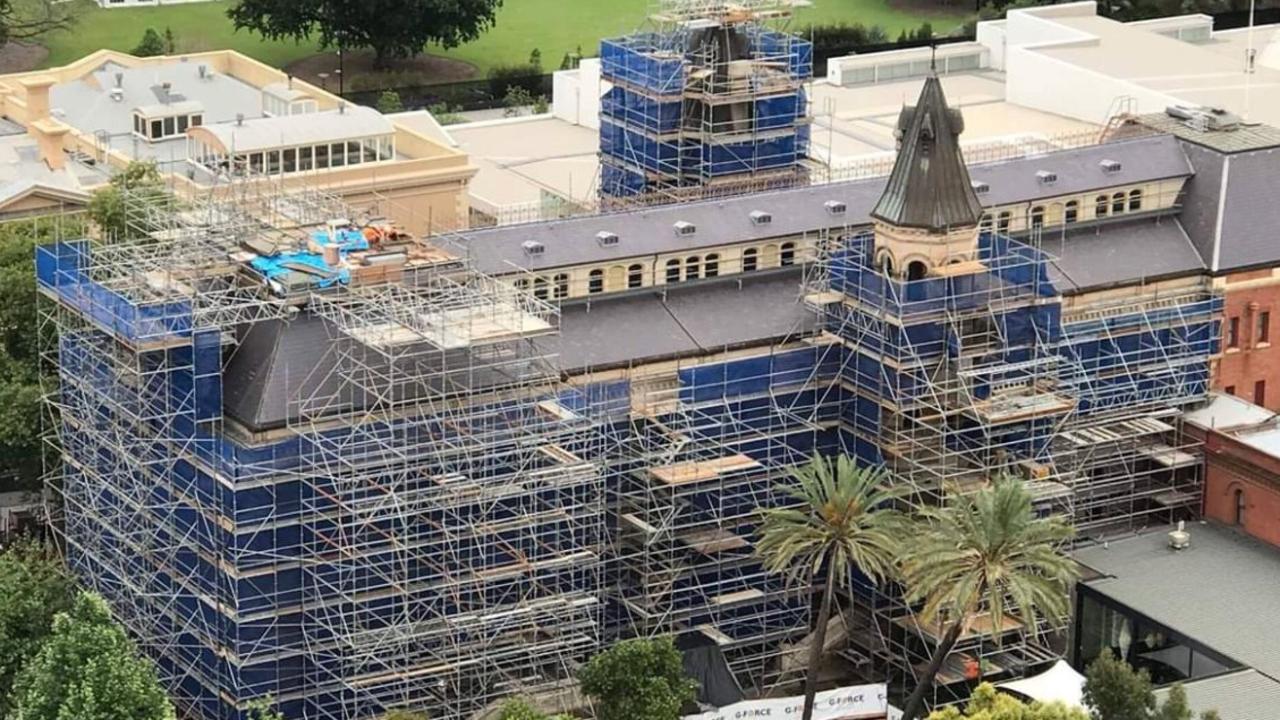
[1040,216,1205,293]
[1217,147,1280,271]
[1154,670,1280,720]
[552,269,815,373]
[459,135,1192,276]
[871,74,984,231]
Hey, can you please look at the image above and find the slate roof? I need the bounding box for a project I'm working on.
[459,135,1191,275]
[871,74,984,231]
[1153,670,1280,720]
[1074,523,1280,681]
[223,269,815,431]
[1040,216,1205,292]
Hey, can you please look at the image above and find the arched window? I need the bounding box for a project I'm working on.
[875,248,895,276]
[1128,188,1143,212]
[588,269,604,294]
[1064,200,1078,224]
[627,263,644,289]
[997,211,1012,234]
[906,260,928,282]
[979,213,993,234]
[704,254,720,278]
[553,273,569,300]
[665,259,681,283]
[780,242,796,266]
[685,256,701,280]
[514,278,530,291]
[1030,206,1045,231]
[1112,192,1126,214]
[533,276,549,300]
[1235,487,1247,526]
[1096,195,1109,218]
[742,248,759,272]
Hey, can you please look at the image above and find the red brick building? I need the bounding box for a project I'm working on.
[1214,269,1280,411]
[1184,393,1280,547]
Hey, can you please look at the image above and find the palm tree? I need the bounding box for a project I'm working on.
[756,453,906,720]
[898,477,1079,720]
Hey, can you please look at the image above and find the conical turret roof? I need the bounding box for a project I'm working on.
[871,74,984,232]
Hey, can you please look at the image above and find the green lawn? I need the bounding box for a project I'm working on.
[35,0,968,75]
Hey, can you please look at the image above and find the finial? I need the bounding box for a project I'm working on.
[930,44,937,73]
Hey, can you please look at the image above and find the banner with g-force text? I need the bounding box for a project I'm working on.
[683,684,901,720]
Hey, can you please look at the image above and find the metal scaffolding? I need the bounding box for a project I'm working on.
[598,0,813,207]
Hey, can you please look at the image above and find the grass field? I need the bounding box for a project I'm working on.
[35,0,969,75]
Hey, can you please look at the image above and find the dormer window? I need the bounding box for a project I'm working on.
[132,101,204,142]
[971,180,989,194]
[1036,170,1058,185]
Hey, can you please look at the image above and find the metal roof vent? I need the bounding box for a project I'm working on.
[1168,520,1191,550]
[521,240,545,256]
[970,180,990,194]
[750,210,773,226]
[824,200,847,215]
[673,221,696,237]
[109,88,124,103]
[1100,159,1122,174]
[1036,170,1058,185]
[595,231,619,247]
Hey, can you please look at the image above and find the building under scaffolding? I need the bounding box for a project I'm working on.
[598,0,813,205]
[38,75,1224,720]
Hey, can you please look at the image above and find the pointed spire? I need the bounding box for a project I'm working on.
[871,74,983,233]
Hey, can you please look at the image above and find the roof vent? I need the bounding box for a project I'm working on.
[824,200,847,216]
[1036,170,1058,185]
[236,113,245,126]
[750,210,773,226]
[673,221,696,237]
[521,240,545,256]
[970,180,990,194]
[1168,520,1191,550]
[595,231,619,247]
[114,72,124,89]
[109,88,124,103]
[1100,159,1122,174]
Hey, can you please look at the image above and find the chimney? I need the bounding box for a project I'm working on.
[19,75,56,123]
[114,72,124,89]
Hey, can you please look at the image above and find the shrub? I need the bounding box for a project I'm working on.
[377,90,405,114]
[132,28,166,57]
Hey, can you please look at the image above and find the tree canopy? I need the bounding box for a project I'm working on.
[86,161,170,243]
[928,682,1088,720]
[0,539,75,717]
[0,0,76,46]
[1083,652,1219,720]
[228,0,504,68]
[577,636,696,720]
[9,592,175,720]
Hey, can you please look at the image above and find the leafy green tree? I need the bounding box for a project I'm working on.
[384,710,430,720]
[0,0,77,48]
[87,161,170,242]
[757,454,905,720]
[228,0,504,69]
[0,539,75,717]
[163,27,176,54]
[577,636,696,720]
[928,682,1088,720]
[132,28,166,57]
[1083,651,1155,720]
[899,479,1078,720]
[9,592,175,720]
[496,697,569,720]
[244,698,285,720]
[376,90,405,114]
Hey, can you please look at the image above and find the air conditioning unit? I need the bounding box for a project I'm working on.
[750,210,773,226]
[673,221,696,237]
[1100,159,1122,174]
[595,231,619,247]
[1036,170,1058,185]
[824,200,847,216]
[521,240,545,256]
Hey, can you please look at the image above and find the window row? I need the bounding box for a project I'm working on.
[982,189,1145,234]
[510,241,803,300]
[1225,310,1270,350]
[189,135,395,176]
[133,112,203,142]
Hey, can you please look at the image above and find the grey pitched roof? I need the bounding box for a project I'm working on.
[223,270,814,430]
[1074,523,1280,680]
[1217,147,1280,271]
[553,268,814,373]
[871,74,983,231]
[459,135,1192,276]
[1040,216,1205,293]
[1154,670,1280,720]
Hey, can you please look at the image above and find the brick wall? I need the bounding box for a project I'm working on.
[1215,269,1280,410]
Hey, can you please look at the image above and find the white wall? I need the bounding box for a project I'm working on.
[552,58,608,130]
[1004,45,1181,124]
